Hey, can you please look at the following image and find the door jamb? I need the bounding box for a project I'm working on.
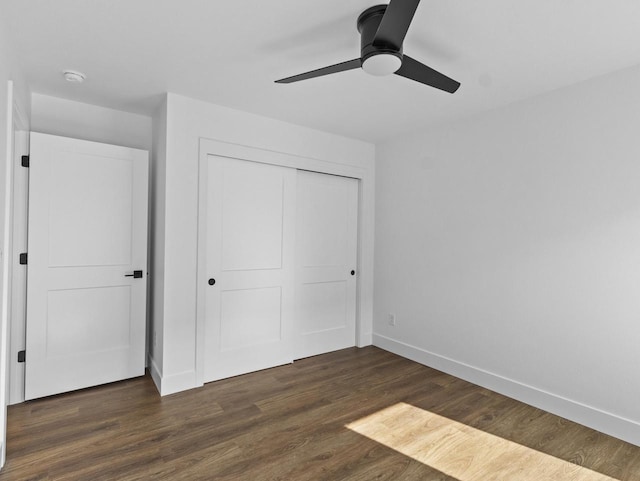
[8,127,28,406]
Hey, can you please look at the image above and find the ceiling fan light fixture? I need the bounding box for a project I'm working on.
[362,53,402,76]
[274,0,460,93]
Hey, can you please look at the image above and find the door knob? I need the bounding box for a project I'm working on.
[125,270,143,278]
[208,278,216,286]
[351,270,355,276]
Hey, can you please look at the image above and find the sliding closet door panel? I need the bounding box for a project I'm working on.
[295,171,358,359]
[204,156,296,383]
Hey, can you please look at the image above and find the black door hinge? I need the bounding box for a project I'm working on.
[21,155,29,168]
[19,253,27,265]
[18,350,25,363]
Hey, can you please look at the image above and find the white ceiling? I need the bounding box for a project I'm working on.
[3,0,640,143]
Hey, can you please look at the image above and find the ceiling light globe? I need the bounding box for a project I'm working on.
[362,53,402,76]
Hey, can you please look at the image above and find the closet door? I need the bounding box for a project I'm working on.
[295,171,358,359]
[203,156,296,382]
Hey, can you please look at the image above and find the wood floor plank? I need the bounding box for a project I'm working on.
[1,346,638,480]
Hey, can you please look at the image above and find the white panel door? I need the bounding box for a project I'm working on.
[25,133,148,400]
[204,156,296,382]
[295,171,358,359]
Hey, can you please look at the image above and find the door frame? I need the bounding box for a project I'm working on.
[195,138,368,386]
[8,127,28,406]
[0,80,29,467]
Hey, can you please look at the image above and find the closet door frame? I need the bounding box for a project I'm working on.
[196,138,367,386]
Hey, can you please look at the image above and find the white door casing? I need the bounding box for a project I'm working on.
[295,171,358,359]
[196,138,371,390]
[25,133,148,400]
[0,80,16,469]
[8,129,28,405]
[203,155,296,382]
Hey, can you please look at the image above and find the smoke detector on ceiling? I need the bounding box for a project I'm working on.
[63,70,86,83]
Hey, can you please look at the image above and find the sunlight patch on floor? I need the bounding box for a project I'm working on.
[346,402,617,481]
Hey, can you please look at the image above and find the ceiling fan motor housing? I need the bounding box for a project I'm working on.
[357,5,403,71]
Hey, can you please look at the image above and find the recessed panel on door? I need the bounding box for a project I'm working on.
[299,281,348,334]
[298,175,351,267]
[220,287,283,351]
[48,152,133,267]
[221,164,284,271]
[46,286,132,357]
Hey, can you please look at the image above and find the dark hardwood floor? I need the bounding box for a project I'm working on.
[2,347,639,480]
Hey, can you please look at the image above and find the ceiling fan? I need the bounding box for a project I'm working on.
[275,0,460,93]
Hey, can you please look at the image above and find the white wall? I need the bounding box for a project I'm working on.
[148,98,167,385]
[374,64,640,446]
[150,93,375,395]
[31,94,152,151]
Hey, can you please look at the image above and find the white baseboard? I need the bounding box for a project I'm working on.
[373,334,640,447]
[148,355,163,394]
[148,356,200,396]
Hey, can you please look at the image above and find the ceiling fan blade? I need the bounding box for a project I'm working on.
[373,0,421,51]
[395,55,460,93]
[275,58,362,83]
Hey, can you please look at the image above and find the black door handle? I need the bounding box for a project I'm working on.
[125,270,143,278]
[208,278,216,286]
[351,270,355,276]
